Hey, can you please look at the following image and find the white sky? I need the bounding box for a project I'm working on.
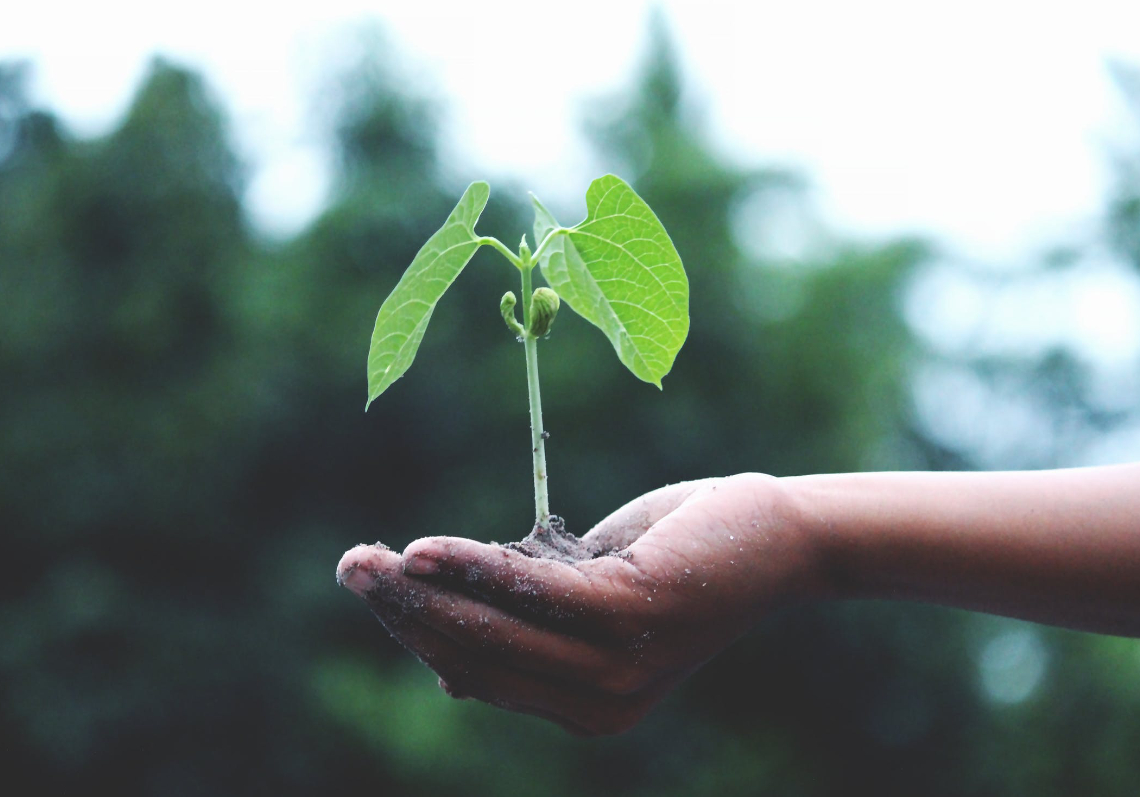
[4,0,1140,258]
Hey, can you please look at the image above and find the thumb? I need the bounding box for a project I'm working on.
[580,479,711,554]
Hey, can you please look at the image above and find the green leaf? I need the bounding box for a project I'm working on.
[366,181,490,409]
[533,175,688,387]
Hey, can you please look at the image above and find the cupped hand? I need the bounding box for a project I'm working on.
[336,473,823,736]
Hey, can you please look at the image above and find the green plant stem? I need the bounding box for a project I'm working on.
[519,262,551,530]
[530,227,568,263]
[479,236,523,268]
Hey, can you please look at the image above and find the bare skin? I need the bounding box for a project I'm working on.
[336,464,1140,736]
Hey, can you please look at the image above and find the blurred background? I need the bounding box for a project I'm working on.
[2,2,1140,794]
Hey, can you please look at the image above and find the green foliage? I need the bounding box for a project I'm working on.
[533,175,689,387]
[366,174,688,403]
[365,181,489,408]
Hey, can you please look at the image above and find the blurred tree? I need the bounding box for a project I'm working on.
[0,58,365,794]
[908,64,1140,476]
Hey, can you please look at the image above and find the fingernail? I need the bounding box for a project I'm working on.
[336,545,381,597]
[403,555,439,576]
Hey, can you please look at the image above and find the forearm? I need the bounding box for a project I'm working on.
[784,464,1140,637]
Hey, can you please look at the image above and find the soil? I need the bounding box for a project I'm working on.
[503,515,642,564]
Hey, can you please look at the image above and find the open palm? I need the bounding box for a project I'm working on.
[337,474,819,736]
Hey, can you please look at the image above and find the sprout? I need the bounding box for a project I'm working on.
[365,175,688,530]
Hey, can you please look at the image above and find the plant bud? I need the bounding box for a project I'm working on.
[518,234,532,262]
[500,291,524,337]
[527,287,560,337]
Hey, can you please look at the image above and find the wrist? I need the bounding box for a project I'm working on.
[721,472,843,611]
[778,473,862,602]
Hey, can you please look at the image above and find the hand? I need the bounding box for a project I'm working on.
[336,473,823,736]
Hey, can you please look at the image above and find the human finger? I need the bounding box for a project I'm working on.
[400,537,617,623]
[377,570,653,694]
[580,479,710,553]
[337,542,403,594]
[371,601,654,737]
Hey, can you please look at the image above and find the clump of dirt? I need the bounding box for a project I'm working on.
[504,515,639,564]
[505,516,591,563]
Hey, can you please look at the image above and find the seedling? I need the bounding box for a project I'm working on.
[366,175,688,533]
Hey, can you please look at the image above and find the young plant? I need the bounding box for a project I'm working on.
[365,175,688,533]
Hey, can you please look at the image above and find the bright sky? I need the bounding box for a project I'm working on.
[5,0,1140,257]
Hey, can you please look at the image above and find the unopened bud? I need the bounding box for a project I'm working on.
[500,291,524,337]
[518,235,532,263]
[527,287,560,337]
